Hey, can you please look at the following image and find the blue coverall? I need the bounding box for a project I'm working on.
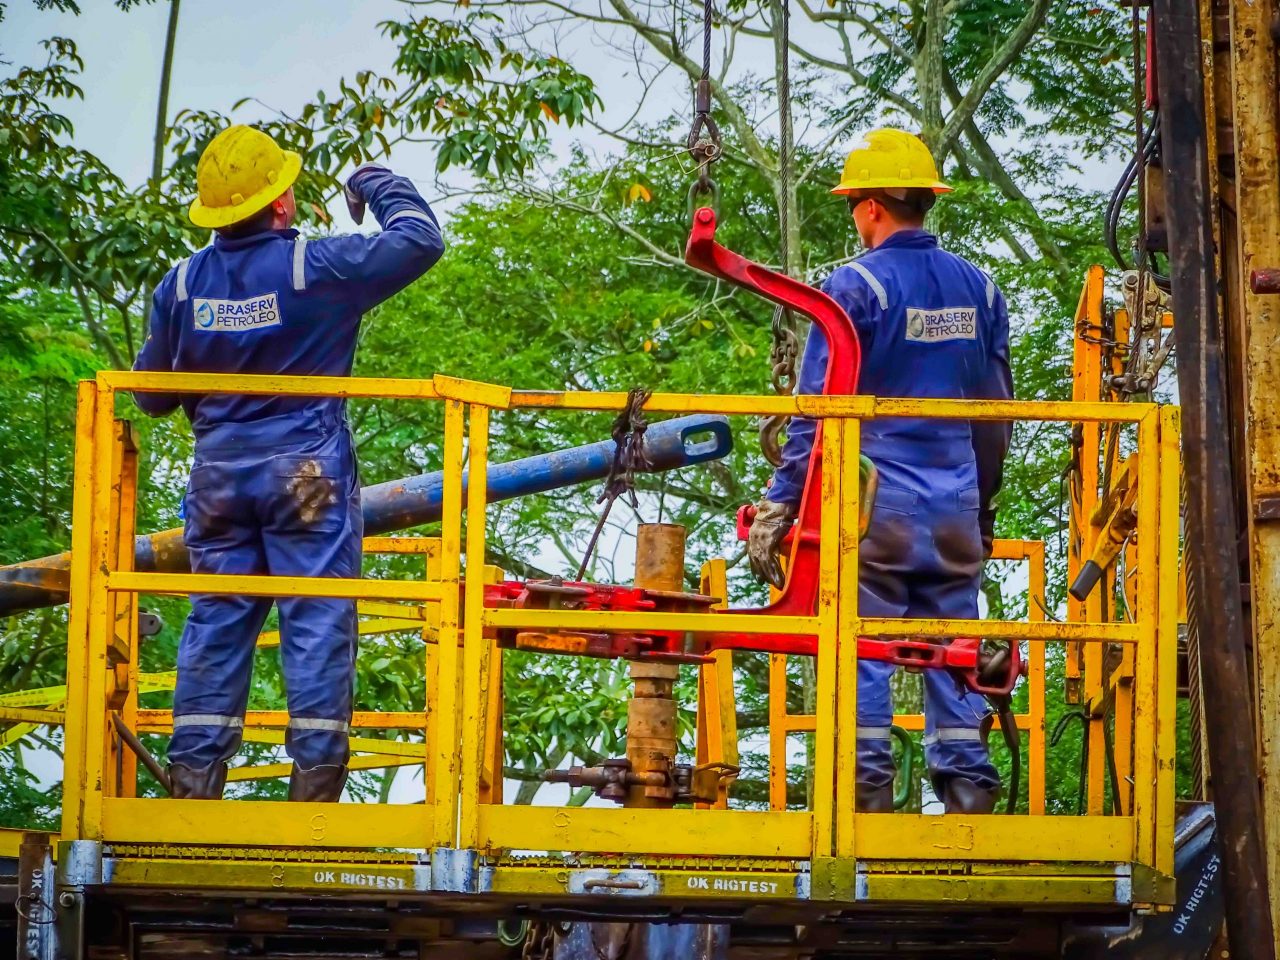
[768,228,1013,793]
[134,167,445,772]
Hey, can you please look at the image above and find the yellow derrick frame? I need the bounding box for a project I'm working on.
[43,368,1180,906]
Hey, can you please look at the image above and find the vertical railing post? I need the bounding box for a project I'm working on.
[696,559,737,810]
[458,404,490,850]
[79,381,122,838]
[61,380,100,840]
[1155,405,1181,876]
[107,422,140,796]
[767,653,789,811]
[834,417,861,858]
[429,399,467,848]
[1027,541,1047,816]
[1132,408,1161,868]
[810,419,844,859]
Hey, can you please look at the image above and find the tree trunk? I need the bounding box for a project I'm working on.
[151,0,181,191]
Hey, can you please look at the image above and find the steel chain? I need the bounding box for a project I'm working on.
[576,388,653,580]
[686,0,722,215]
[520,919,557,960]
[760,0,797,468]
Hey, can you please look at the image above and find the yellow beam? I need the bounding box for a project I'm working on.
[859,873,1128,905]
[0,672,174,711]
[101,370,441,400]
[477,806,813,858]
[362,537,440,556]
[136,710,426,732]
[106,571,444,603]
[233,728,425,758]
[256,615,426,650]
[100,797,428,847]
[852,814,1134,863]
[0,706,66,725]
[227,755,422,782]
[505,390,1152,423]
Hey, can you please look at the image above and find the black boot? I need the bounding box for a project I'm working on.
[289,764,349,802]
[169,762,228,800]
[942,777,999,814]
[856,781,895,812]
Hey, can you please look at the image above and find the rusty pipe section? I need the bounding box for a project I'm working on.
[625,523,685,808]
[0,415,732,615]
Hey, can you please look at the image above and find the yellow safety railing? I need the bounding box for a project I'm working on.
[61,369,1180,906]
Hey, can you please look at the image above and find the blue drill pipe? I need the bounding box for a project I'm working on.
[0,414,733,614]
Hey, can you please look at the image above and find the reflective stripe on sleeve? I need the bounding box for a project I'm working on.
[292,238,308,292]
[385,209,435,227]
[175,257,192,303]
[984,274,996,308]
[923,727,985,746]
[848,261,889,310]
[172,713,243,729]
[288,717,350,733]
[856,726,892,740]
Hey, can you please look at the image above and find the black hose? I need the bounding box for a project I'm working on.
[979,694,1021,815]
[1104,108,1161,274]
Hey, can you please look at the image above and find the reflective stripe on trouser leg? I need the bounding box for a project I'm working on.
[923,667,999,790]
[857,658,897,789]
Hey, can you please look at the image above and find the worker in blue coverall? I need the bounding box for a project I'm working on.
[133,125,445,801]
[746,129,1013,814]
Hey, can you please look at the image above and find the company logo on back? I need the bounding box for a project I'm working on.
[905,306,977,343]
[192,293,282,333]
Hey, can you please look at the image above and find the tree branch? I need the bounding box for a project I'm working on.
[934,0,1051,158]
[71,283,128,370]
[603,0,777,180]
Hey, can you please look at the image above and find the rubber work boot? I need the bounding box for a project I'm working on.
[855,781,895,812]
[289,764,349,802]
[942,777,999,814]
[168,762,228,800]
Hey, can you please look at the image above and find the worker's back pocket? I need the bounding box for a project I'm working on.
[269,455,347,532]
[873,484,919,517]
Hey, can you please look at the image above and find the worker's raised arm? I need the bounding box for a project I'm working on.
[971,283,1013,557]
[303,164,446,313]
[131,273,183,417]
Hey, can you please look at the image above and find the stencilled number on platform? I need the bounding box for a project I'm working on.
[270,863,285,888]
[310,814,327,842]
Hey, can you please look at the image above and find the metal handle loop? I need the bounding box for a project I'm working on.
[687,177,720,220]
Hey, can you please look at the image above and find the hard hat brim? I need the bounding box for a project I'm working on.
[831,178,952,196]
[188,150,303,229]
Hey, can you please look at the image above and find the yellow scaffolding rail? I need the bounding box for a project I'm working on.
[43,369,1181,908]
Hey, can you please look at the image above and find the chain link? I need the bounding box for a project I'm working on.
[686,0,722,215]
[521,919,557,960]
[576,388,653,580]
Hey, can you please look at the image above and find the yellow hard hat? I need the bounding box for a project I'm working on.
[831,128,951,196]
[189,125,302,229]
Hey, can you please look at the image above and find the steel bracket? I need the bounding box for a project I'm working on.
[809,856,858,902]
[430,847,479,893]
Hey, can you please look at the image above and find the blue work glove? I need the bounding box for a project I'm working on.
[343,163,389,225]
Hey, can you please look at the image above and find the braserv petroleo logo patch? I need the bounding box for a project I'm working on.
[905,305,977,343]
[192,293,282,332]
